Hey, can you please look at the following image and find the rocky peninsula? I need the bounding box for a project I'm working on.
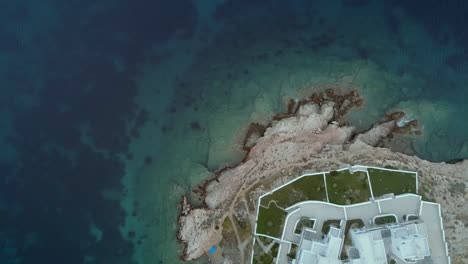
[177,90,468,264]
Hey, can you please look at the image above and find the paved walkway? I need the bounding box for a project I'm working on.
[276,241,291,264]
[282,195,423,242]
[345,202,380,226]
[378,194,421,222]
[283,203,346,242]
[419,202,450,264]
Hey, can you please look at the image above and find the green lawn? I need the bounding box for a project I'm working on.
[261,175,327,208]
[256,236,273,245]
[368,168,417,197]
[256,203,287,238]
[325,170,371,205]
[252,239,274,264]
[252,237,280,264]
[270,242,279,258]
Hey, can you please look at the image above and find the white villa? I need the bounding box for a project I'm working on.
[252,166,451,264]
[286,194,450,264]
[294,220,434,264]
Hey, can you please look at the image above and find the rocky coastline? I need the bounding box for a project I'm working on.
[177,90,468,264]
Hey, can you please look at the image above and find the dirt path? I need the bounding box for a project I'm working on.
[228,214,244,263]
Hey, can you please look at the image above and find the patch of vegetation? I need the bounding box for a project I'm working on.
[420,192,437,203]
[406,215,419,221]
[252,239,274,264]
[222,217,233,230]
[257,236,273,245]
[252,239,279,264]
[261,175,327,208]
[238,222,252,240]
[270,242,279,258]
[287,244,298,259]
[321,219,341,235]
[326,170,371,205]
[220,217,238,255]
[374,215,397,225]
[221,217,236,244]
[256,203,287,238]
[255,253,273,264]
[368,168,417,197]
[234,213,252,241]
[294,217,315,234]
[421,185,430,195]
[389,259,396,264]
[344,219,364,239]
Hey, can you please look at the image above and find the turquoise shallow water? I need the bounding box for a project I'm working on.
[125,1,468,263]
[0,0,467,263]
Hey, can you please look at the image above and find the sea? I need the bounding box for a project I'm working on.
[0,0,467,263]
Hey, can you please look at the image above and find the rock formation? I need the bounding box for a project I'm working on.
[177,91,468,264]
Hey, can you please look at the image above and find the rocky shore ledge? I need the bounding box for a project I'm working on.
[177,90,468,264]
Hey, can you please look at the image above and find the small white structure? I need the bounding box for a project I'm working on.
[296,227,343,264]
[350,228,387,263]
[389,223,430,262]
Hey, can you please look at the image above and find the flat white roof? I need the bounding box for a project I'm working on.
[351,230,387,264]
[326,237,342,260]
[419,202,450,264]
[316,256,342,264]
[328,226,340,238]
[300,250,316,264]
[311,242,327,256]
[299,227,343,264]
[399,236,430,258]
[390,223,430,260]
[301,239,313,251]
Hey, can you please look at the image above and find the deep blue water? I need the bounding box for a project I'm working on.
[0,0,467,263]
